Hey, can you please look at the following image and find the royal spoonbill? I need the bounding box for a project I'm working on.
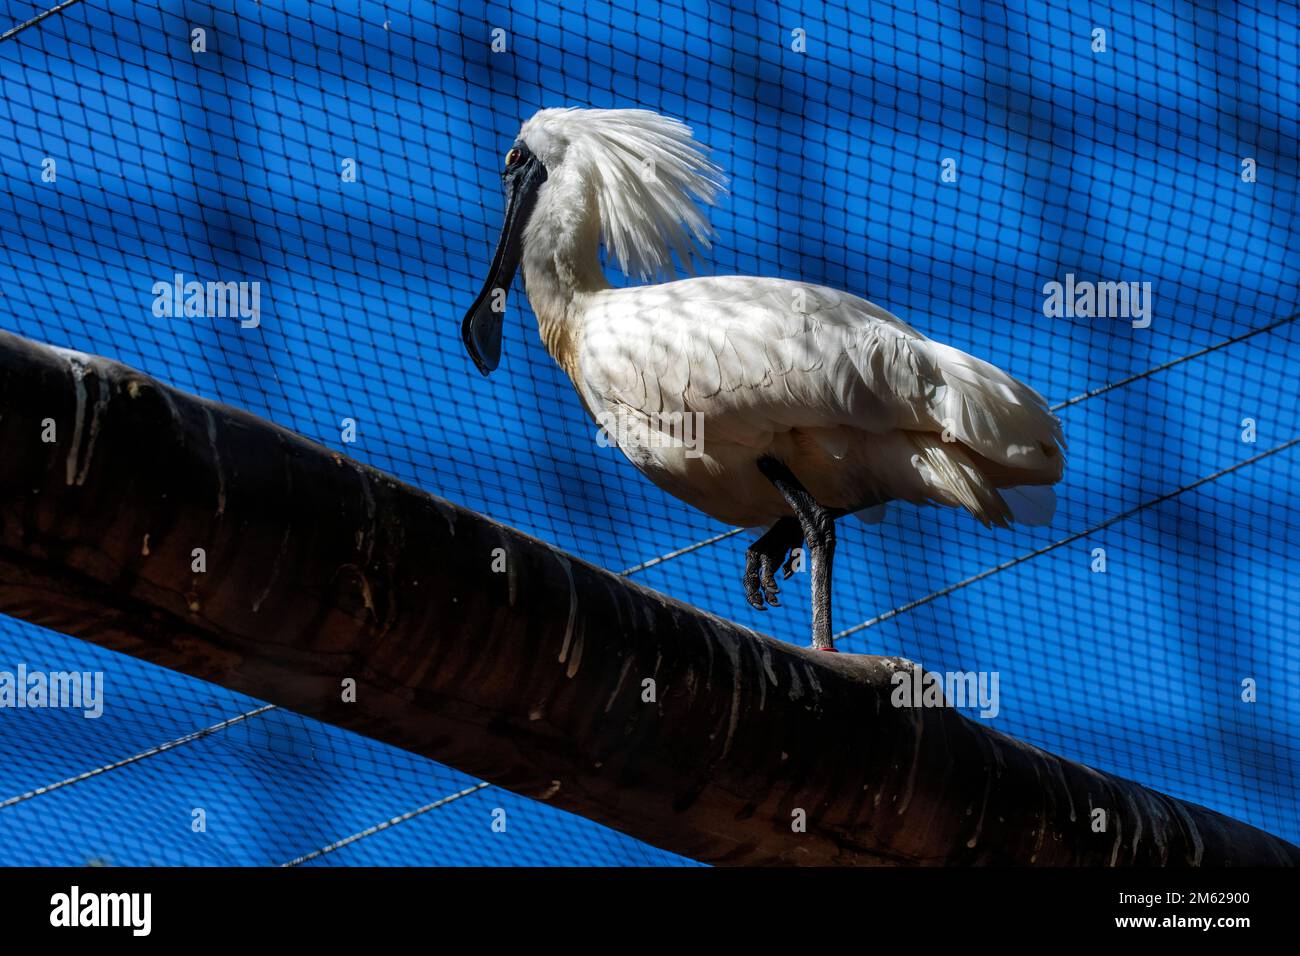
[462,108,1064,651]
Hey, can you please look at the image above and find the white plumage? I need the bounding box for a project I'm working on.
[462,107,1065,648]
[575,274,1063,528]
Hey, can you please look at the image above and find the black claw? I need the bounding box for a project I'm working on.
[744,517,804,611]
[759,554,780,606]
[781,549,799,579]
[743,551,767,610]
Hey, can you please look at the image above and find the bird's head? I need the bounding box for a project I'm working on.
[462,107,727,375]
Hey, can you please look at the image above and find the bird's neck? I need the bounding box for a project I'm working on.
[520,175,609,379]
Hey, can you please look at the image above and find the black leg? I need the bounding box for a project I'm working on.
[756,456,838,651]
[743,516,803,610]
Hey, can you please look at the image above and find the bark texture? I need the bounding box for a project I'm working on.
[0,329,1295,865]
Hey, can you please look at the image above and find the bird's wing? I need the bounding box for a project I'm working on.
[578,275,1063,475]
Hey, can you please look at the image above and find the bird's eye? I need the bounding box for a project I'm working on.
[504,148,521,169]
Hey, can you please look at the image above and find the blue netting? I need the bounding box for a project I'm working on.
[0,0,1297,864]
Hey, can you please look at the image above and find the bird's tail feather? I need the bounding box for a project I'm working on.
[924,340,1065,482]
[905,433,1014,528]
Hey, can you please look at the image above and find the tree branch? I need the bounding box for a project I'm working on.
[0,329,1294,865]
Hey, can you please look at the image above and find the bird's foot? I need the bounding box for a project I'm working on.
[742,550,779,609]
[743,518,803,611]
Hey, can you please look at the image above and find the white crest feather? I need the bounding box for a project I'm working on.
[519,108,727,282]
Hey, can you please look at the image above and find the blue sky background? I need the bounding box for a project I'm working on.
[0,0,1297,863]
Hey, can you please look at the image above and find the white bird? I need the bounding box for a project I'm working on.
[462,108,1064,651]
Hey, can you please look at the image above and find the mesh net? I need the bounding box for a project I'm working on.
[0,0,1297,863]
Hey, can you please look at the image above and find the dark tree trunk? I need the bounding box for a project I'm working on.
[0,330,1294,865]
